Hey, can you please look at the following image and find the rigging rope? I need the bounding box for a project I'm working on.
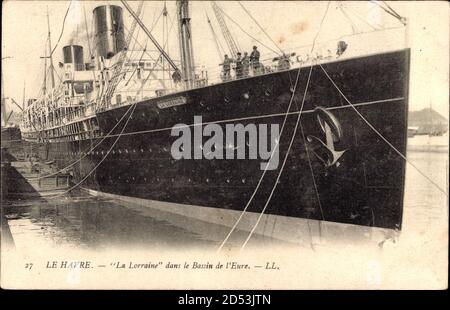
[370,0,406,25]
[237,1,283,55]
[310,1,330,53]
[318,63,448,197]
[50,0,72,56]
[214,4,280,55]
[123,23,159,62]
[52,66,62,83]
[205,9,226,60]
[150,6,165,31]
[344,4,382,30]
[124,46,148,87]
[116,10,176,94]
[338,4,358,33]
[381,1,403,20]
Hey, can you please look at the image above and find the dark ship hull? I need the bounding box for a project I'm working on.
[30,49,410,230]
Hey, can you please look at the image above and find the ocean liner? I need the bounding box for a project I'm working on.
[20,1,410,233]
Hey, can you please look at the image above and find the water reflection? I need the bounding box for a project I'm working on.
[4,197,224,250]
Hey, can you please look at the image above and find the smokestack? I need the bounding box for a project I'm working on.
[93,5,126,59]
[63,45,84,71]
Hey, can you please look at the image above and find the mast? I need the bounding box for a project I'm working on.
[43,46,47,96]
[22,81,26,110]
[163,2,168,85]
[46,6,55,89]
[177,0,196,89]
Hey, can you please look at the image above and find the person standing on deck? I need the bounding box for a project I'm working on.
[250,46,260,74]
[235,52,243,79]
[221,54,232,81]
[242,52,250,77]
[277,53,291,70]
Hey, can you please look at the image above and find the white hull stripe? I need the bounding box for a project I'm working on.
[103,96,405,139]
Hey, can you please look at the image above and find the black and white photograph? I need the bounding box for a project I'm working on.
[1,0,448,290]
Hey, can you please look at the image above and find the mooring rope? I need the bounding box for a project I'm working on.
[216,65,304,252]
[238,3,331,248]
[319,63,448,197]
[240,66,314,250]
[300,121,325,219]
[46,102,138,199]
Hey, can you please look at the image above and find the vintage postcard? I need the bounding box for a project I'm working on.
[1,0,448,291]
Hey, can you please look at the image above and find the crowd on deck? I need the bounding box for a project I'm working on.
[221,45,270,81]
[220,40,348,82]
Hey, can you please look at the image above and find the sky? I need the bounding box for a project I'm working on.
[2,1,449,118]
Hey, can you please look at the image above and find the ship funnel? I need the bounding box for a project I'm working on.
[63,45,84,71]
[93,5,126,59]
